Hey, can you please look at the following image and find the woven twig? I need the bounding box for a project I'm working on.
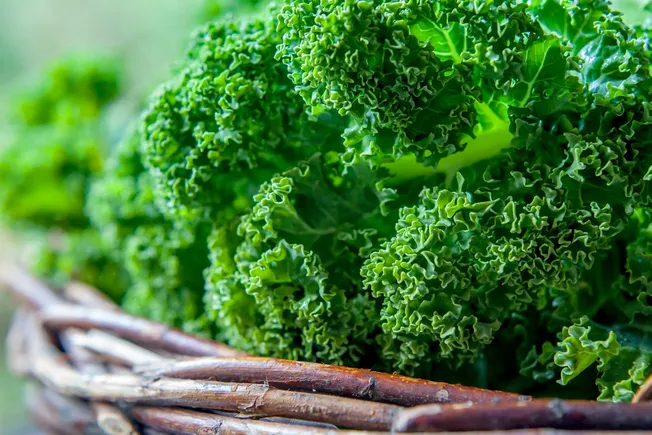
[68,329,167,365]
[9,268,138,435]
[59,328,139,435]
[130,407,652,435]
[634,373,652,403]
[52,326,527,406]
[41,304,245,358]
[6,307,30,376]
[27,322,400,430]
[393,401,652,432]
[2,266,652,434]
[131,407,349,435]
[25,382,101,435]
[64,281,122,311]
[74,329,524,406]
[132,357,525,406]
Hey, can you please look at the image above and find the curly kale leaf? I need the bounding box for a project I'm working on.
[278,0,479,163]
[554,317,622,386]
[142,16,346,222]
[0,56,127,298]
[542,210,652,401]
[0,56,121,230]
[278,0,578,175]
[121,220,212,333]
[615,210,652,321]
[549,316,651,402]
[360,168,617,375]
[204,152,396,366]
[147,0,652,395]
[15,55,121,127]
[87,127,211,330]
[87,127,162,246]
[597,344,652,402]
[0,126,104,229]
[135,15,351,332]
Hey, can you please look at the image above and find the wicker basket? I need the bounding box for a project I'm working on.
[2,266,651,435]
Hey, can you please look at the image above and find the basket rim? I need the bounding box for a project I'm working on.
[3,266,652,434]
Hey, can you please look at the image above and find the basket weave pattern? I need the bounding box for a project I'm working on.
[3,267,652,434]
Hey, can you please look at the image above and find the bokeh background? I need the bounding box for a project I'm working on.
[0,1,207,432]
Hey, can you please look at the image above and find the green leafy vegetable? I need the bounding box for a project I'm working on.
[2,0,652,401]
[87,127,211,329]
[204,151,395,365]
[0,56,128,299]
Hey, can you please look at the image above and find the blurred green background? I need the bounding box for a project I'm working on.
[0,1,206,432]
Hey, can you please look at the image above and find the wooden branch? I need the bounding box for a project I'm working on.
[39,387,100,432]
[131,406,344,435]
[72,328,527,407]
[191,409,342,429]
[23,311,140,435]
[258,416,339,429]
[134,356,527,406]
[25,383,101,435]
[41,304,246,357]
[27,315,400,431]
[0,267,244,357]
[61,281,184,360]
[633,373,652,403]
[64,281,121,311]
[392,400,652,432]
[94,402,139,435]
[39,369,400,430]
[6,307,30,376]
[2,269,137,435]
[58,328,139,435]
[59,328,110,374]
[0,265,63,308]
[6,268,652,434]
[70,329,167,365]
[131,407,645,435]
[27,395,78,435]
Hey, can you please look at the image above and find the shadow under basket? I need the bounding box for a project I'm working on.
[2,267,652,435]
